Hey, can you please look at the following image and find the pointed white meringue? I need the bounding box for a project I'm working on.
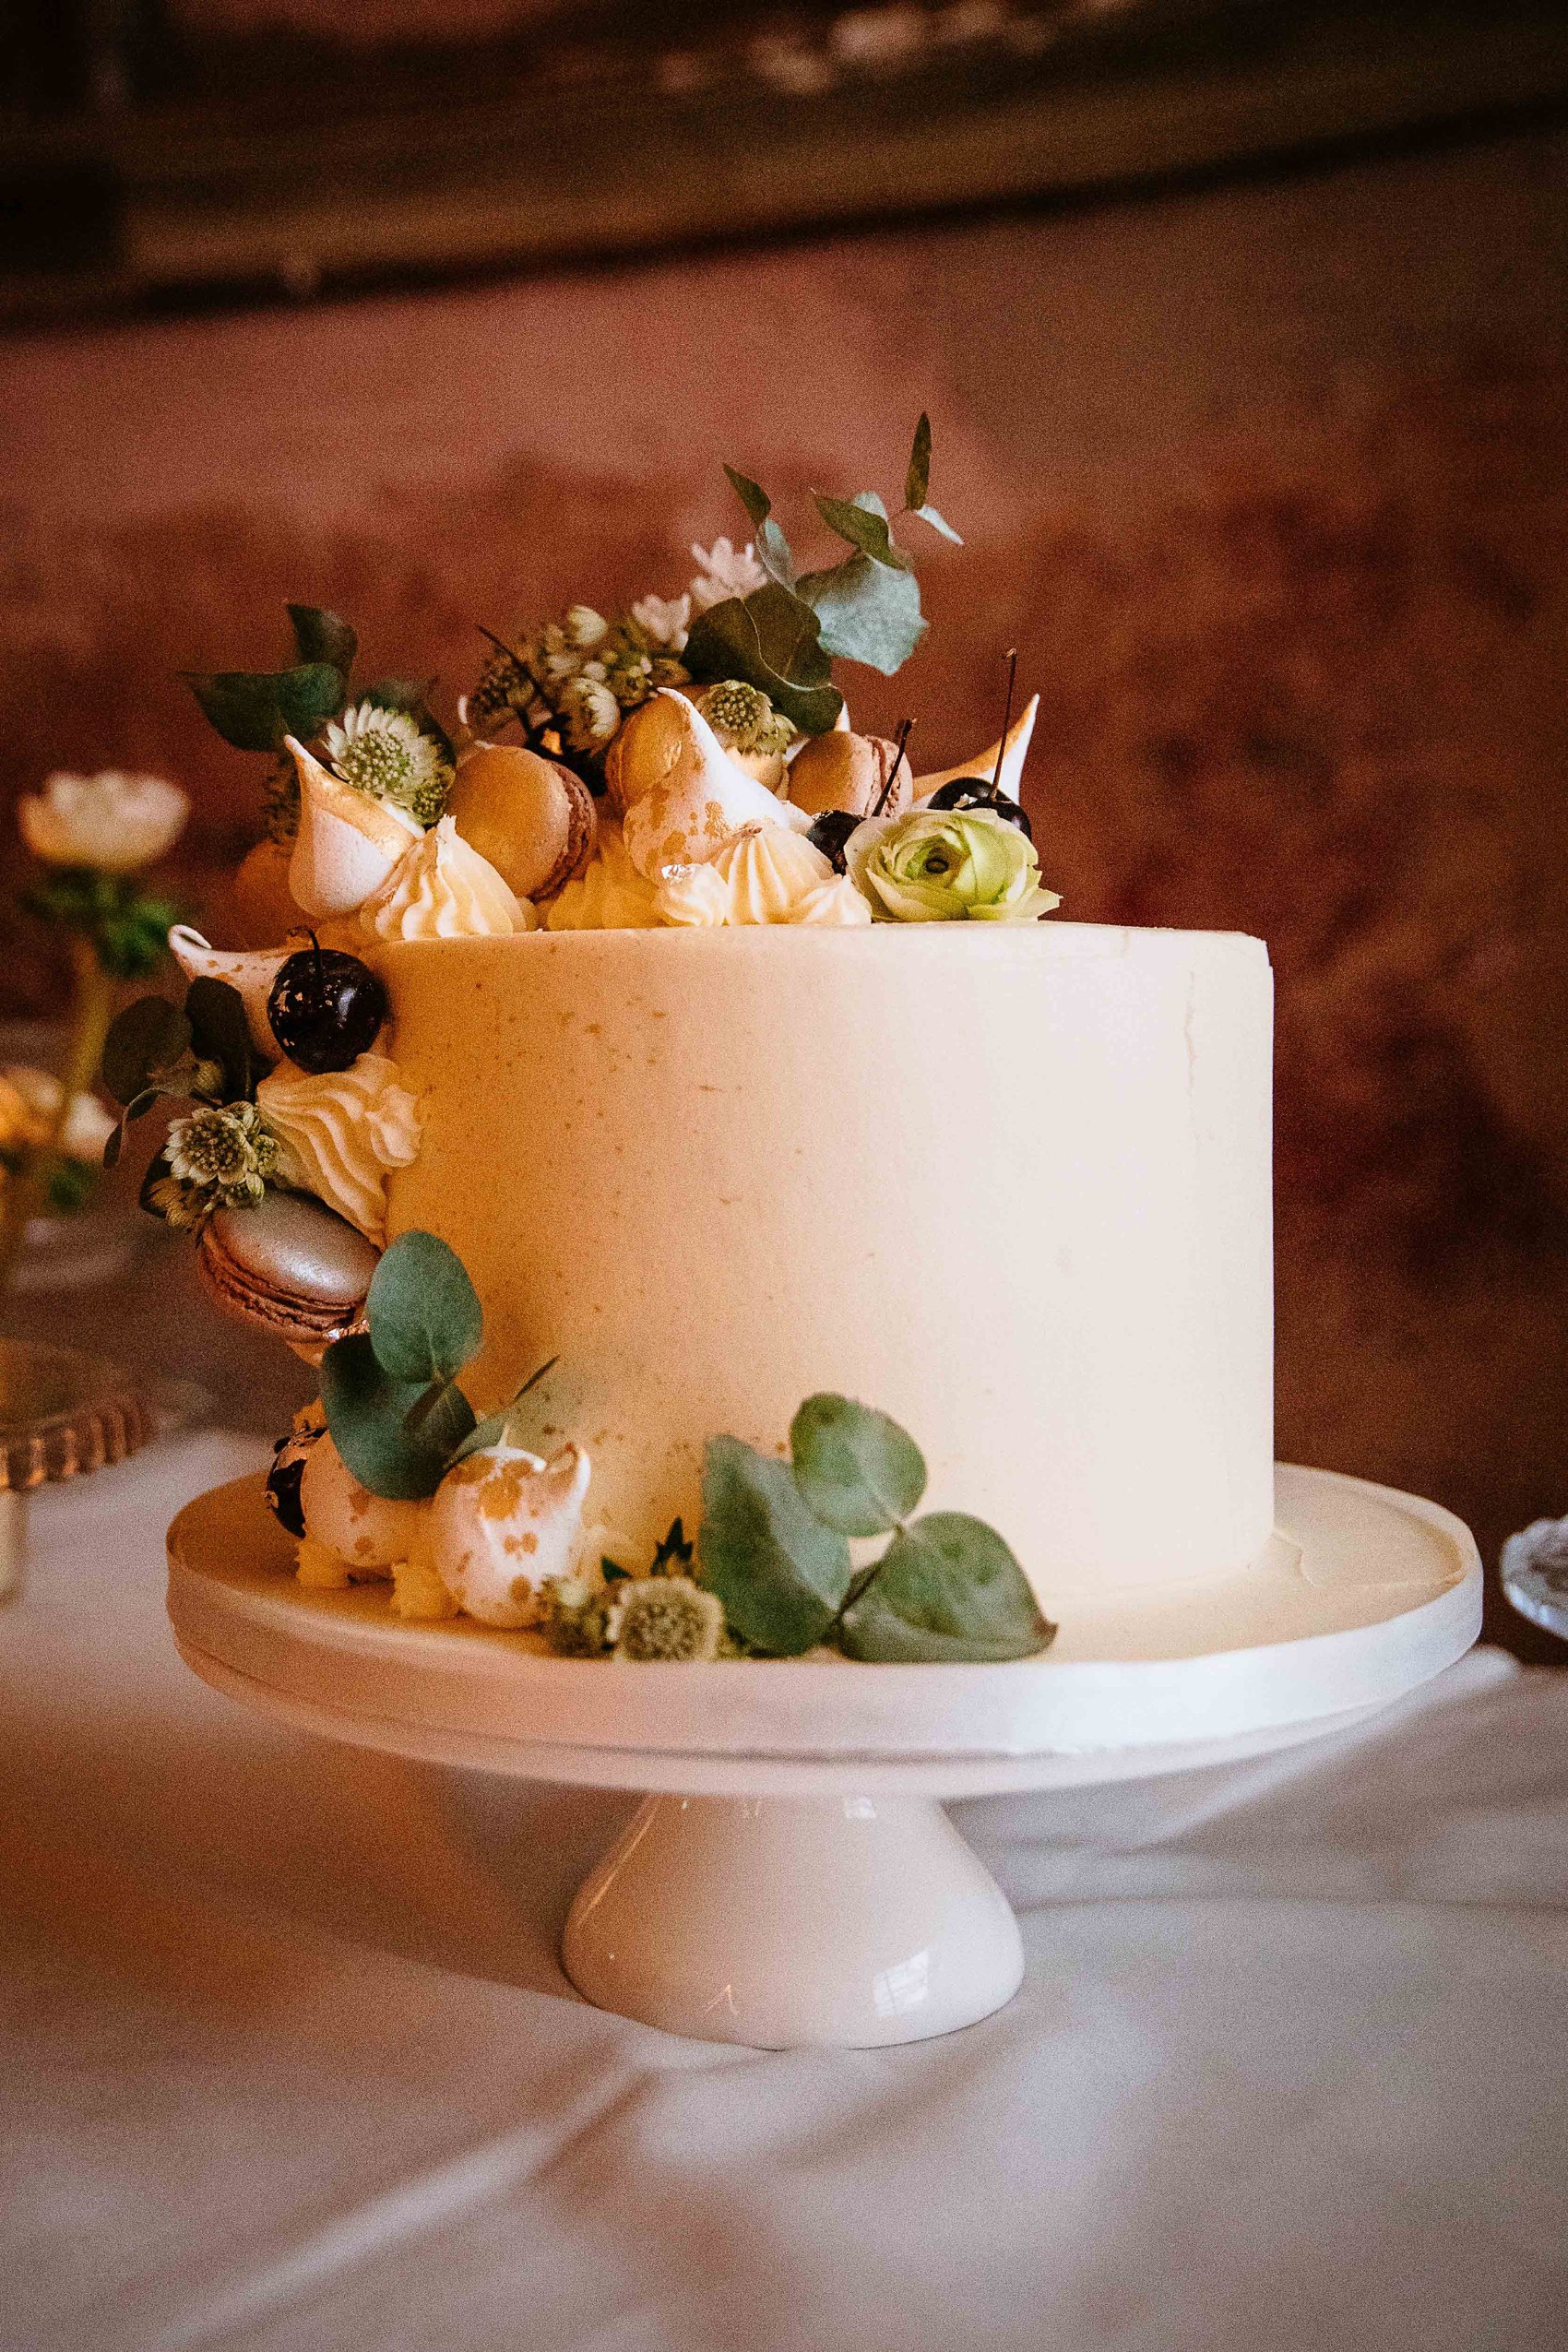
[429,1440,592,1628]
[911,694,1039,807]
[166,927,289,1057]
[285,735,421,919]
[614,691,809,879]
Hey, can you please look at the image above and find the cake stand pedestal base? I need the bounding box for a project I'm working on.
[167,1464,1483,2049]
[563,1793,1023,2047]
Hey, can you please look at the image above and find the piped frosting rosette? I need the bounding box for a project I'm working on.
[361,815,532,941]
[256,1053,422,1245]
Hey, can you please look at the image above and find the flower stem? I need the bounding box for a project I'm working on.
[0,937,116,1298]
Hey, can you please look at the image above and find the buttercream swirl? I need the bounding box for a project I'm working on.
[360,815,531,942]
[547,821,662,930]
[789,874,874,927]
[257,1052,422,1244]
[653,824,835,927]
[649,861,730,928]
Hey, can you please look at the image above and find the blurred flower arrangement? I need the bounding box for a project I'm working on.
[2,771,188,1291]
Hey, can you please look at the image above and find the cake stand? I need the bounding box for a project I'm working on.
[167,1464,1479,2049]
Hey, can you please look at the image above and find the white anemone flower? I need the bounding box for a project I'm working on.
[689,538,768,612]
[18,771,188,872]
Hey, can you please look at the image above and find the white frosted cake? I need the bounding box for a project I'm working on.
[378,924,1273,1607]
[120,428,1279,1663]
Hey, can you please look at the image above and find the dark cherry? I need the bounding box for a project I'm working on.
[264,1423,321,1538]
[924,777,1033,840]
[267,941,388,1074]
[806,808,862,874]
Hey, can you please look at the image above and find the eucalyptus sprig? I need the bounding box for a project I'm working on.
[684,415,962,727]
[99,977,263,1174]
[319,1229,554,1502]
[184,604,451,835]
[697,1394,1054,1664]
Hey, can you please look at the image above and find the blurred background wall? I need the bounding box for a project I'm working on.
[3,2,1566,1645]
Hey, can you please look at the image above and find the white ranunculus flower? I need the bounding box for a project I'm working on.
[689,537,768,612]
[18,770,188,872]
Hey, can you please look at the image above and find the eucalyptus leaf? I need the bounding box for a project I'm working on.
[362,676,430,713]
[722,465,795,587]
[320,1332,453,1501]
[683,586,842,735]
[137,1146,176,1218]
[101,995,190,1106]
[402,1376,477,1462]
[445,1354,559,1465]
[182,663,345,754]
[697,1435,851,1656]
[796,555,927,675]
[837,1513,1055,1663]
[905,412,933,512]
[365,1229,484,1385]
[447,1407,507,1466]
[286,604,357,676]
[790,1393,926,1537]
[185,976,258,1101]
[813,490,911,574]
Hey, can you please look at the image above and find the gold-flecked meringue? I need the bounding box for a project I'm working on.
[299,1429,428,1575]
[428,1440,591,1628]
[613,690,812,879]
[653,823,834,926]
[545,819,661,930]
[359,814,532,941]
[256,1051,422,1244]
[286,736,422,919]
[910,694,1039,807]
[167,927,289,1058]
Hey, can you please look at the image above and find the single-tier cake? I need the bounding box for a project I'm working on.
[113,425,1276,1663]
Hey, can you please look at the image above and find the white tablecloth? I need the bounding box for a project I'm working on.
[4,1433,1566,2352]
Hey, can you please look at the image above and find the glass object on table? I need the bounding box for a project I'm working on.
[1501,1516,1568,1643]
[0,1337,154,1604]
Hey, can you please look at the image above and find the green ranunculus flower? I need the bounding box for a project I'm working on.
[848,806,1060,923]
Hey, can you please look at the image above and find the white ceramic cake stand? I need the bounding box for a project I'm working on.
[167,1464,1479,2049]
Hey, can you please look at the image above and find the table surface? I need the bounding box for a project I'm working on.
[4,1431,1566,2352]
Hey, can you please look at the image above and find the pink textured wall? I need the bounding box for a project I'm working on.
[4,123,1567,1621]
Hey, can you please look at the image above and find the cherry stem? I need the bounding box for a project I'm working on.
[991,650,1018,797]
[873,719,915,817]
